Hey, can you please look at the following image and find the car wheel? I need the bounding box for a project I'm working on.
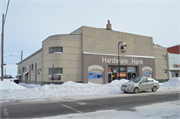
[124,91,127,93]
[152,86,157,92]
[134,88,139,94]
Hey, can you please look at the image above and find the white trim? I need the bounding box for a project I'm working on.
[88,65,104,71]
[83,52,155,58]
[169,68,180,71]
[142,66,153,72]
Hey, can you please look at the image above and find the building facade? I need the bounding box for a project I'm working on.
[167,45,180,79]
[18,23,169,84]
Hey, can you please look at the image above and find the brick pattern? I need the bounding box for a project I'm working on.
[88,28,107,53]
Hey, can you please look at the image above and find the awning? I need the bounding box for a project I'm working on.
[24,71,28,75]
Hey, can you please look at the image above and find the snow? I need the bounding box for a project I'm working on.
[1,77,180,118]
[159,77,180,90]
[18,83,42,88]
[0,80,26,90]
[34,101,180,119]
[0,79,128,99]
[0,77,180,100]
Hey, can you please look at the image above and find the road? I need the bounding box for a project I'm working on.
[1,91,179,119]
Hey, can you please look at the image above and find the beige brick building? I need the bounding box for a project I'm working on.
[17,22,168,84]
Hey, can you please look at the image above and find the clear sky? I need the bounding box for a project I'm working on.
[0,0,180,77]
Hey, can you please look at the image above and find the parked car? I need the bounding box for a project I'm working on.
[121,77,159,93]
[4,78,20,84]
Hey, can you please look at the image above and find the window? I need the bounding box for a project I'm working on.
[49,68,63,74]
[31,64,33,70]
[163,70,167,74]
[162,55,166,60]
[49,47,63,53]
[147,78,154,82]
[140,78,147,83]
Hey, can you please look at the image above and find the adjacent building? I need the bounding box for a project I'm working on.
[167,45,180,79]
[17,21,169,84]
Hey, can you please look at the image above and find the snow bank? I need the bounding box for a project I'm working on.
[0,80,26,90]
[1,77,180,100]
[18,83,42,88]
[0,79,128,99]
[159,77,180,90]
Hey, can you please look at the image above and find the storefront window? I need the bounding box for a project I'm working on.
[111,66,117,73]
[117,66,127,72]
[127,67,136,72]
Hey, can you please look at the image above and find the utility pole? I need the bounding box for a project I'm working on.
[21,50,23,61]
[1,14,4,81]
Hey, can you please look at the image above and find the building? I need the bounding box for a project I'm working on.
[17,21,169,84]
[167,45,180,79]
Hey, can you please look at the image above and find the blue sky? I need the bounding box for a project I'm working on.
[0,0,179,77]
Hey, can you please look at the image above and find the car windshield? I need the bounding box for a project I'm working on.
[130,78,142,83]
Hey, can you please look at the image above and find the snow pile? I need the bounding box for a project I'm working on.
[18,83,42,88]
[0,80,26,90]
[0,79,128,99]
[159,77,180,90]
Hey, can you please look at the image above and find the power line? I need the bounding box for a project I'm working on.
[4,0,10,25]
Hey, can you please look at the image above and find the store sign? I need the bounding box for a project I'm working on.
[88,72,103,79]
[174,64,180,68]
[102,57,143,65]
[102,57,128,64]
[117,73,127,77]
[143,72,151,77]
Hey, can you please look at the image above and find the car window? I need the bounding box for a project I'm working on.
[130,78,141,83]
[147,78,154,82]
[140,78,147,83]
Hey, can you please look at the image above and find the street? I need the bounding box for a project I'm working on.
[1,91,179,119]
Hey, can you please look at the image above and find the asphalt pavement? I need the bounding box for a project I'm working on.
[1,90,179,119]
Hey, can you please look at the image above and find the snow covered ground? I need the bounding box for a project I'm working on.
[34,100,180,119]
[0,77,180,100]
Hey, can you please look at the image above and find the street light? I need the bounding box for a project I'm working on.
[118,41,127,80]
[9,55,21,61]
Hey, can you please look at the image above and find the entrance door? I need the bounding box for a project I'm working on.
[108,72,112,83]
[175,72,178,77]
[128,73,131,80]
[112,73,117,81]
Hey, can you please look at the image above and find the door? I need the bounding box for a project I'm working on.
[139,78,148,91]
[108,72,112,83]
[175,72,178,77]
[112,73,117,80]
[128,73,131,80]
